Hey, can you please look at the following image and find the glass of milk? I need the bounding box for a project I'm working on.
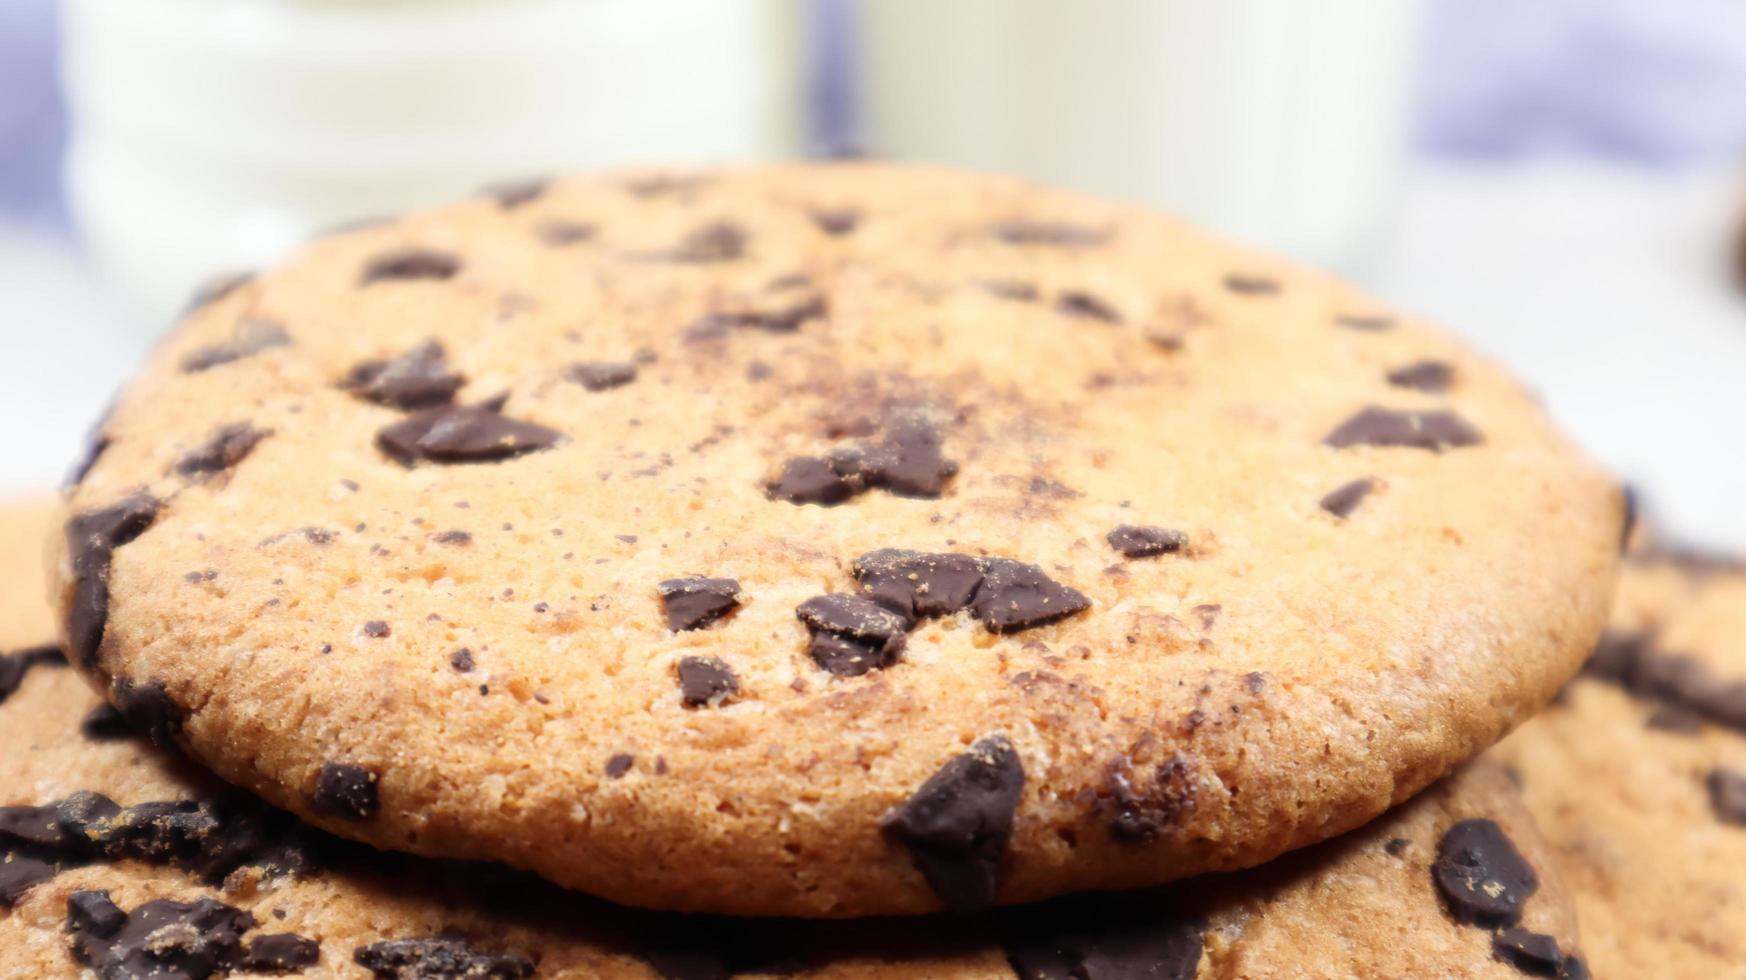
[61,0,803,323]
[858,0,1426,273]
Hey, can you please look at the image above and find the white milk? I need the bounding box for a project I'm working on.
[61,0,802,324]
[859,0,1425,272]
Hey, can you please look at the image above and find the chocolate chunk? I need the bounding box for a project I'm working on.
[1223,273,1279,295]
[1336,313,1395,332]
[66,494,161,668]
[1432,819,1538,926]
[1106,525,1188,559]
[0,855,56,907]
[1056,290,1123,324]
[1103,755,1197,843]
[360,249,462,285]
[536,219,597,246]
[568,361,638,391]
[979,279,1039,302]
[851,549,984,620]
[180,318,291,373]
[1492,928,1567,977]
[1002,893,1204,980]
[182,270,254,315]
[860,415,958,498]
[1583,633,1746,734]
[0,802,67,848]
[1324,406,1484,451]
[657,577,742,631]
[805,632,900,678]
[354,937,534,980]
[970,559,1091,634]
[987,220,1107,246]
[377,406,562,465]
[176,422,271,478]
[69,896,255,980]
[313,763,380,820]
[113,677,184,748]
[810,207,861,235]
[1319,478,1375,518]
[767,455,863,505]
[481,176,547,209]
[1386,360,1455,393]
[1560,956,1592,980]
[342,340,465,409]
[80,702,133,741]
[0,644,65,705]
[605,754,635,779]
[796,594,910,675]
[244,933,321,973]
[1708,768,1746,825]
[432,530,472,546]
[362,621,391,638]
[881,734,1024,912]
[659,221,746,263]
[677,656,740,707]
[449,648,475,672]
[68,890,126,937]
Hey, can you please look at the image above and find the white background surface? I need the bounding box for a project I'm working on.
[3,159,1743,549]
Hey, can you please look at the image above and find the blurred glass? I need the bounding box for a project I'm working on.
[858,0,1425,273]
[61,0,803,324]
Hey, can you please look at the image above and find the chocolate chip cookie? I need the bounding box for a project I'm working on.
[0,499,1586,977]
[1497,544,1746,977]
[3,667,1587,979]
[54,163,1624,915]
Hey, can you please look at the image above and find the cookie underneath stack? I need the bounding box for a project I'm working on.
[1499,544,1746,978]
[3,498,1588,979]
[4,162,1652,977]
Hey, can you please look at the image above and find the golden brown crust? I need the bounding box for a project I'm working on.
[54,163,1622,915]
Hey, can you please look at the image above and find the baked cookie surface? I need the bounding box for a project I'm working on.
[1,499,1589,978]
[55,163,1623,915]
[2,668,1587,979]
[1497,546,1746,978]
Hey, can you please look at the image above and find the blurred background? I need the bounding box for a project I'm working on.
[2,0,1743,546]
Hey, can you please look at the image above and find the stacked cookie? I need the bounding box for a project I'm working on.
[3,164,1641,977]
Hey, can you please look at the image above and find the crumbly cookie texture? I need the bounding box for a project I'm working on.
[1497,546,1746,978]
[2,670,1583,979]
[55,163,1623,916]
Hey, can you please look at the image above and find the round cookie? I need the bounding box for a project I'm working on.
[55,163,1625,916]
[1495,546,1746,978]
[2,668,1588,979]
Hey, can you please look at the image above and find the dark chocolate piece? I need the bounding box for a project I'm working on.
[1432,818,1538,927]
[66,494,161,668]
[970,559,1091,634]
[676,656,740,707]
[377,406,562,465]
[1106,525,1188,559]
[657,577,742,632]
[1318,478,1375,518]
[313,763,380,820]
[176,422,270,478]
[880,734,1024,912]
[342,340,465,409]
[1324,406,1483,451]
